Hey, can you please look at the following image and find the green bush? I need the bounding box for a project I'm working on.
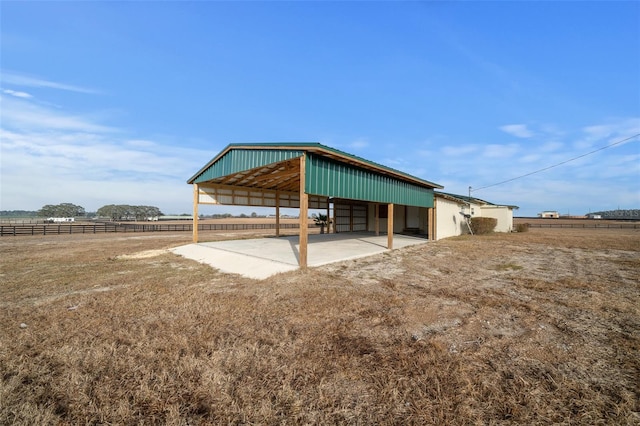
[515,223,529,233]
[469,217,497,235]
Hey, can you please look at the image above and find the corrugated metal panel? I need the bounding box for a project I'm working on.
[352,204,367,231]
[193,149,303,183]
[334,202,368,232]
[306,154,434,208]
[335,203,351,232]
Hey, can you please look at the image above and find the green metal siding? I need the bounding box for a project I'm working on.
[306,154,434,208]
[191,146,435,208]
[193,149,303,183]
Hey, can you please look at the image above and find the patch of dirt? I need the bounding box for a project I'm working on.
[116,249,168,259]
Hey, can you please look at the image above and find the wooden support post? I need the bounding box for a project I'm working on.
[275,191,280,237]
[375,204,380,236]
[387,203,394,249]
[192,183,199,243]
[299,155,308,268]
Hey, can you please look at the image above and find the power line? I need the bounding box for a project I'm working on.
[472,133,640,192]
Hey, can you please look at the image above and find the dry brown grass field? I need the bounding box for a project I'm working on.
[1,227,638,425]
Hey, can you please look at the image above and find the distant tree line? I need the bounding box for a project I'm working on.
[2,208,270,220]
[96,205,164,221]
[6,203,165,221]
[38,203,86,218]
[0,210,38,217]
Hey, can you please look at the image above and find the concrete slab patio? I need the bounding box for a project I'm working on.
[171,232,428,279]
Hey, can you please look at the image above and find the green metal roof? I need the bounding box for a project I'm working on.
[189,146,304,183]
[190,142,442,186]
[189,142,443,208]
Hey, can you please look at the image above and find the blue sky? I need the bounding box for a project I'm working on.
[1,1,639,216]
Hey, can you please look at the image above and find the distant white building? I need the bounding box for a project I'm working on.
[538,211,560,218]
[46,217,75,223]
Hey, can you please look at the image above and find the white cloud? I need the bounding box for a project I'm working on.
[3,89,32,98]
[1,95,115,133]
[593,151,640,180]
[484,176,639,216]
[482,143,520,158]
[577,118,640,149]
[0,94,208,212]
[466,139,640,216]
[1,70,100,94]
[539,140,564,152]
[582,124,613,140]
[126,139,158,148]
[499,124,533,138]
[539,124,566,137]
[1,127,204,179]
[3,82,638,218]
[440,144,478,156]
[519,154,542,163]
[348,137,369,150]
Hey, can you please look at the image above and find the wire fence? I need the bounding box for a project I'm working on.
[0,222,309,237]
[523,223,639,229]
[3,220,638,236]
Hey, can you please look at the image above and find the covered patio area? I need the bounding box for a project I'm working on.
[171,232,428,279]
[188,143,442,269]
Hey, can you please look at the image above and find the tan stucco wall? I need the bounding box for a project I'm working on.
[435,198,468,240]
[480,206,514,232]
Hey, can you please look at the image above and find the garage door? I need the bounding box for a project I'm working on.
[335,202,367,232]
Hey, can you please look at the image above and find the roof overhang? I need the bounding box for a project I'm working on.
[435,191,518,209]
